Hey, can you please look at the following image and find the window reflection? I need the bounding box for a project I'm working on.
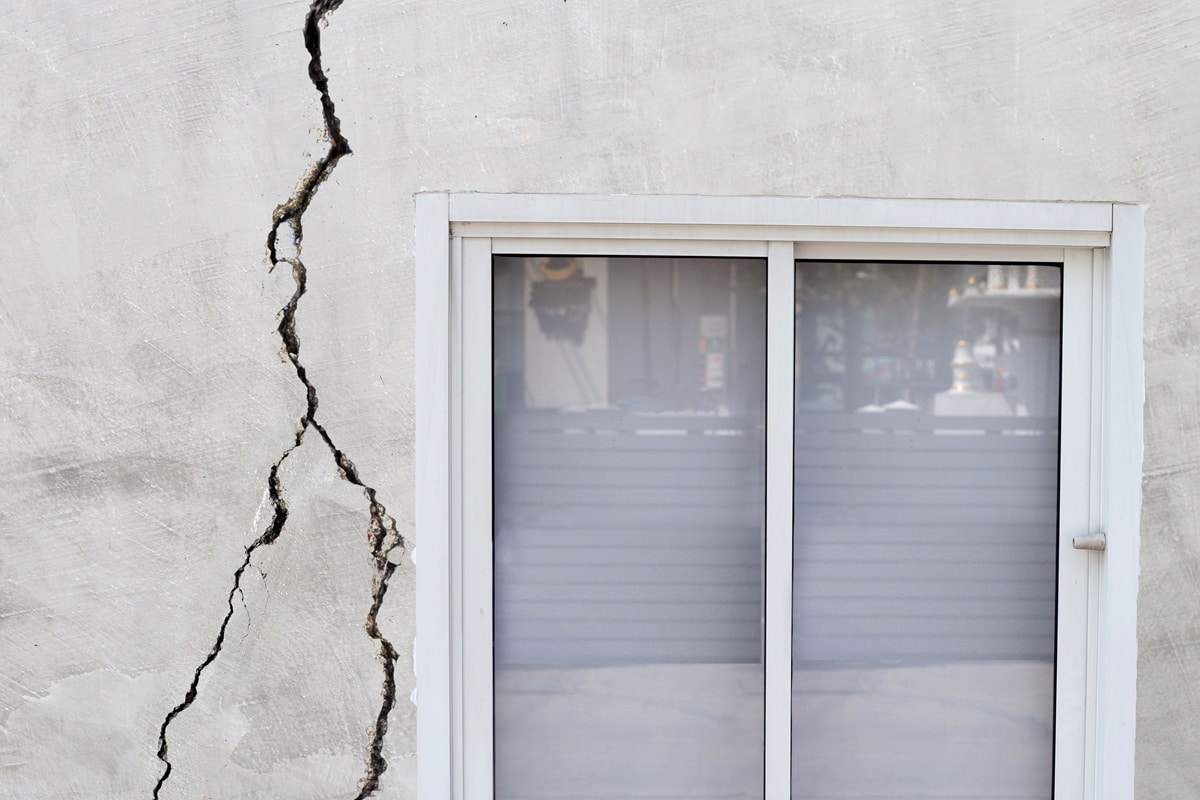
[791,262,1061,799]
[795,262,1062,417]
[494,256,767,799]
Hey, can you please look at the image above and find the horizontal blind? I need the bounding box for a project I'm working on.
[495,411,764,667]
[792,413,1059,662]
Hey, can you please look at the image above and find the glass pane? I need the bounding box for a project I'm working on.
[494,256,767,799]
[791,262,1061,799]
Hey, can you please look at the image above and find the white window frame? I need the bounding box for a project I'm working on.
[415,193,1144,799]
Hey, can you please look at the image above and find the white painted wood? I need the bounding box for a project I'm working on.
[414,192,452,800]
[460,237,494,800]
[1057,247,1095,799]
[455,220,1108,249]
[765,241,795,800]
[449,194,1113,233]
[1096,204,1144,800]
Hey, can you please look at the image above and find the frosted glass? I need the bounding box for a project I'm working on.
[791,261,1061,798]
[493,256,767,799]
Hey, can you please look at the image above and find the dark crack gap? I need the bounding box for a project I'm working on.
[152,455,296,798]
[153,0,404,796]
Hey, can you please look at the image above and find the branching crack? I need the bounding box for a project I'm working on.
[153,1,404,797]
[152,457,295,797]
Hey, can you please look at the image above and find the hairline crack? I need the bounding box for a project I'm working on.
[152,1,404,797]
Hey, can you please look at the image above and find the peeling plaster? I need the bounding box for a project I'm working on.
[152,1,403,796]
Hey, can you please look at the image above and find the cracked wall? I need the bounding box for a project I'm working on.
[154,3,403,796]
[3,0,1200,797]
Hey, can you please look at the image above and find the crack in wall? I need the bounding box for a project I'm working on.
[153,1,404,797]
[152,460,294,798]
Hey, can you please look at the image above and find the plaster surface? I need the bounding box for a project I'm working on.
[2,0,1197,796]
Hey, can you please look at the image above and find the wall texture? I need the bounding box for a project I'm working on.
[2,0,1197,796]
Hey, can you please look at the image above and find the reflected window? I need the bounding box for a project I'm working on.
[493,257,1063,799]
[792,262,1061,799]
[494,256,767,799]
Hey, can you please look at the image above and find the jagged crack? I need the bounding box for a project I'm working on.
[153,0,403,796]
[152,455,296,798]
[265,0,351,269]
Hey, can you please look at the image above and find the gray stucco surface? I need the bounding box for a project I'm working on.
[1,0,1197,796]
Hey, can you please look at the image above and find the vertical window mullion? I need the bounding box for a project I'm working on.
[1084,247,1106,798]
[460,236,494,800]
[449,233,465,800]
[1056,247,1096,799]
[765,241,796,799]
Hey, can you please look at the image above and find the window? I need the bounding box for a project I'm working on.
[416,195,1143,799]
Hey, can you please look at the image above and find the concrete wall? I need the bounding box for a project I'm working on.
[2,0,1197,796]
